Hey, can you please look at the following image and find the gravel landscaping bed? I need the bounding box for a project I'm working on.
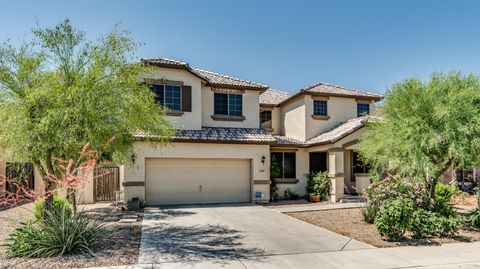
[288,208,480,248]
[0,202,142,269]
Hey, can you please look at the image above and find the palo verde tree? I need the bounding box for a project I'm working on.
[0,19,173,208]
[358,72,480,202]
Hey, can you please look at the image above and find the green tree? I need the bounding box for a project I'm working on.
[0,19,173,208]
[358,72,480,202]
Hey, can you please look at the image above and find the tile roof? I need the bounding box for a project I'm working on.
[172,127,276,144]
[141,57,188,67]
[306,116,367,145]
[272,116,374,147]
[259,88,292,105]
[301,82,383,101]
[272,135,305,146]
[191,68,268,90]
[141,57,268,90]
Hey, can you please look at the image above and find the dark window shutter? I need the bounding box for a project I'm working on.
[181,85,192,112]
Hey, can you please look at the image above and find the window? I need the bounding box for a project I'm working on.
[313,100,328,116]
[151,84,181,111]
[353,151,370,175]
[357,103,370,117]
[271,152,296,178]
[260,110,272,129]
[214,93,243,116]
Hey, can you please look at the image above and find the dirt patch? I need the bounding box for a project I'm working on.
[0,203,142,269]
[453,193,478,207]
[287,208,480,248]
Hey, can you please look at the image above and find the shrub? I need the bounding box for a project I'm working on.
[360,204,377,224]
[284,188,299,200]
[306,172,331,200]
[33,196,72,221]
[432,183,456,217]
[470,207,480,229]
[410,208,438,238]
[270,157,282,202]
[365,175,427,219]
[374,198,414,240]
[4,211,104,257]
[436,216,462,237]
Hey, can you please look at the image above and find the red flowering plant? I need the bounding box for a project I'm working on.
[0,142,111,215]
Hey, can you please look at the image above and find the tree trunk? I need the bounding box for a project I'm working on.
[42,150,56,217]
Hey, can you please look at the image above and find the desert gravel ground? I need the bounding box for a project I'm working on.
[288,208,480,247]
[0,202,141,269]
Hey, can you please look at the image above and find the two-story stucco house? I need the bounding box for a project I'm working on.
[120,58,383,205]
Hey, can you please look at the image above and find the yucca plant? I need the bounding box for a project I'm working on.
[4,208,104,257]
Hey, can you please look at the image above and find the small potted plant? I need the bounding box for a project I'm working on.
[306,172,331,202]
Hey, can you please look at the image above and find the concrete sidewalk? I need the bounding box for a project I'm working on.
[270,202,366,213]
[87,242,480,268]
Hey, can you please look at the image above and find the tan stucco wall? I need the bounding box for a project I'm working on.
[271,107,281,135]
[306,96,357,140]
[122,142,271,203]
[281,96,307,141]
[202,86,261,128]
[344,150,353,192]
[144,67,203,130]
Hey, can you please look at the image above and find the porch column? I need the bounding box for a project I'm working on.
[328,148,345,202]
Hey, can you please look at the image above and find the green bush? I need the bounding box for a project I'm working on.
[360,204,377,224]
[34,196,72,221]
[4,211,104,257]
[284,188,299,200]
[437,216,462,237]
[306,172,331,200]
[469,207,480,229]
[410,208,438,238]
[365,175,427,220]
[432,183,456,217]
[374,198,414,240]
[270,157,282,201]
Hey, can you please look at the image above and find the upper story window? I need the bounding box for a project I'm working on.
[260,110,272,129]
[271,152,296,178]
[357,103,370,117]
[151,84,181,111]
[313,100,328,116]
[150,83,192,115]
[214,93,242,116]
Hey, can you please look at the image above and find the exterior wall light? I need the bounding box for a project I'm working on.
[261,156,266,165]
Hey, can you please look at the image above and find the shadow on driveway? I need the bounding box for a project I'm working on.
[140,207,267,264]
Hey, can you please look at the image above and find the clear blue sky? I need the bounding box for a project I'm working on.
[1,0,479,95]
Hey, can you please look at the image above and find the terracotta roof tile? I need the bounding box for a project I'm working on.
[306,116,368,145]
[191,68,268,90]
[173,127,276,143]
[260,88,292,105]
[142,57,268,90]
[301,82,382,100]
[272,116,377,147]
[141,57,188,67]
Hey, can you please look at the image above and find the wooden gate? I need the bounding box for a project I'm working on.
[94,166,120,202]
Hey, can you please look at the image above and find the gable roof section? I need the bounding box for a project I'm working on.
[259,88,292,106]
[273,116,375,147]
[301,82,383,100]
[191,68,268,90]
[306,116,367,146]
[141,57,268,91]
[277,82,383,106]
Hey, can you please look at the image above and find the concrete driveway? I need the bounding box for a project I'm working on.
[138,203,373,267]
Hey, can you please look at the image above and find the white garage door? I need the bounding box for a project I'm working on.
[145,158,251,205]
